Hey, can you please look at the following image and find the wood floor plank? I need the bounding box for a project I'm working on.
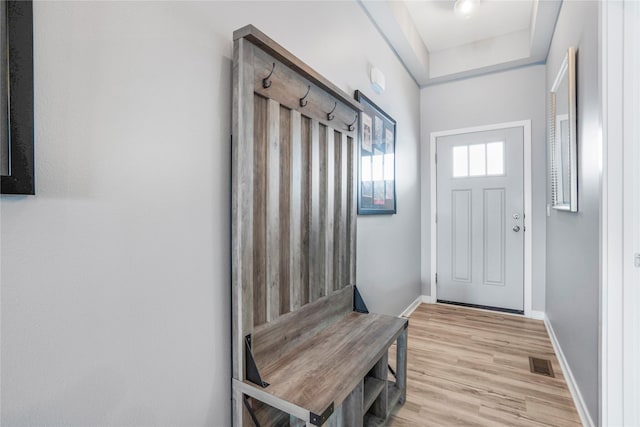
[388,304,582,427]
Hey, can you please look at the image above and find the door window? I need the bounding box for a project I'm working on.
[452,142,504,178]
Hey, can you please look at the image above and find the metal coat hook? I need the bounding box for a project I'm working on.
[262,63,275,89]
[347,113,358,131]
[327,102,337,121]
[300,85,311,107]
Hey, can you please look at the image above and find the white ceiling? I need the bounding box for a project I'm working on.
[360,0,562,86]
[405,0,534,52]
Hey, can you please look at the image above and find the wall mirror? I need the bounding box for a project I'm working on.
[549,47,577,212]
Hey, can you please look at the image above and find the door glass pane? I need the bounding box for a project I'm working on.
[486,141,504,175]
[468,144,486,176]
[452,146,468,177]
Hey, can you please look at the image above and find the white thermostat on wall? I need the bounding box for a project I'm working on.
[370,67,386,94]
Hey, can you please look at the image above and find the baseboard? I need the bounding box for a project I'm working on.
[421,295,436,304]
[399,295,436,318]
[399,295,422,318]
[529,310,545,320]
[543,315,595,427]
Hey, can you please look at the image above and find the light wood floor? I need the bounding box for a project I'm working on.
[387,304,582,427]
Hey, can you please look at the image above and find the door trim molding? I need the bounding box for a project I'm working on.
[600,1,640,425]
[429,120,533,317]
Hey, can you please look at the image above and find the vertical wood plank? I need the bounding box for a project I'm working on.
[300,116,311,306]
[397,328,408,404]
[339,132,348,288]
[231,38,254,384]
[290,415,306,427]
[317,124,328,299]
[309,120,324,302]
[266,99,281,322]
[232,377,244,426]
[332,131,342,292]
[324,128,335,296]
[348,135,357,285]
[289,110,302,311]
[253,95,268,327]
[236,392,254,427]
[279,105,291,315]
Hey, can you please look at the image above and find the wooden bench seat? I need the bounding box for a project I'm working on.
[234,286,408,426]
[252,312,406,417]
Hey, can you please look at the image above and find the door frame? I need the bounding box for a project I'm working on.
[600,1,640,425]
[429,120,533,317]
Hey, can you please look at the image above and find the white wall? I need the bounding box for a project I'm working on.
[0,2,421,425]
[420,65,547,311]
[545,1,600,423]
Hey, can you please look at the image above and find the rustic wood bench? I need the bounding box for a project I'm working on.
[233,286,408,426]
[230,25,408,426]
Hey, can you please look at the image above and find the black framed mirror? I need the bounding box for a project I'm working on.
[1,0,34,195]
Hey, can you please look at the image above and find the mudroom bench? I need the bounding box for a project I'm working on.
[233,286,408,426]
[231,25,408,426]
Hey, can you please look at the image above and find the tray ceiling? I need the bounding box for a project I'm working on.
[360,0,562,86]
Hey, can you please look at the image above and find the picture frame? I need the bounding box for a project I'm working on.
[1,0,35,195]
[355,90,396,215]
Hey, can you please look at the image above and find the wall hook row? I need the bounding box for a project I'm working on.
[300,85,311,107]
[262,63,276,89]
[347,113,358,131]
[327,102,337,121]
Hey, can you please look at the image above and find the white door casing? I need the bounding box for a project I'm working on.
[622,2,640,424]
[436,127,525,311]
[429,121,533,317]
[601,1,640,425]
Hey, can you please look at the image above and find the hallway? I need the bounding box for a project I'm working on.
[388,304,581,426]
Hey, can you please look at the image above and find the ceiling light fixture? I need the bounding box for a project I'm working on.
[454,0,479,18]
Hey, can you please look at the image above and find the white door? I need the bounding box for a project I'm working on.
[436,127,524,312]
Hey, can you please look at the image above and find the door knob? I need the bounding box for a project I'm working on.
[513,225,521,232]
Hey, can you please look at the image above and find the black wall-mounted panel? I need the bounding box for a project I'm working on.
[1,0,34,195]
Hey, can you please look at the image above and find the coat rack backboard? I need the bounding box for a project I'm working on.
[231,25,363,392]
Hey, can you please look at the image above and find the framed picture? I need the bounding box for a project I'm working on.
[355,90,396,215]
[1,0,35,195]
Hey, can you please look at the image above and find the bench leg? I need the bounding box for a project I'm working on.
[342,379,364,427]
[232,389,258,427]
[326,403,343,427]
[396,328,408,405]
[289,415,308,427]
